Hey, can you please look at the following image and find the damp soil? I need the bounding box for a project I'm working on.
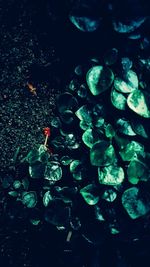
[0,0,60,170]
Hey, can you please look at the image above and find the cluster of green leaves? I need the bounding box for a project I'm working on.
[1,48,150,238]
[50,48,150,233]
[0,144,81,229]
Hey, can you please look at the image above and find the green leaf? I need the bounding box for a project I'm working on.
[114,70,138,93]
[127,159,149,184]
[65,133,80,149]
[45,199,70,226]
[12,147,20,164]
[102,189,117,202]
[82,129,98,148]
[13,180,22,189]
[44,162,62,183]
[94,206,105,221]
[43,191,53,207]
[116,118,136,136]
[51,136,65,149]
[75,105,92,123]
[127,90,150,118]
[93,104,105,117]
[29,162,45,179]
[57,187,77,204]
[26,145,49,164]
[122,187,150,219]
[69,79,79,91]
[111,88,127,110]
[38,144,47,155]
[77,84,87,98]
[90,141,116,166]
[22,178,29,190]
[80,184,99,205]
[121,57,133,71]
[60,156,73,165]
[131,121,148,138]
[80,120,92,130]
[98,165,124,185]
[50,117,62,128]
[22,191,37,208]
[60,110,74,124]
[114,134,129,149]
[56,92,78,113]
[8,191,18,197]
[105,124,115,138]
[109,225,120,235]
[74,65,83,76]
[30,219,40,226]
[69,14,100,32]
[70,160,86,180]
[26,148,40,165]
[94,117,105,128]
[86,66,114,95]
[2,177,12,189]
[38,145,50,163]
[119,141,145,161]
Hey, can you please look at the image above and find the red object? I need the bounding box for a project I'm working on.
[43,127,51,137]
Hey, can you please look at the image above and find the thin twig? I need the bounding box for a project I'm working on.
[44,135,48,147]
[66,231,72,242]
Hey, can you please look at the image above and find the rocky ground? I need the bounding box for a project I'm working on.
[0,0,65,170]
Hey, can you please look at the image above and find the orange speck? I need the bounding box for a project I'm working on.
[27,82,37,96]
